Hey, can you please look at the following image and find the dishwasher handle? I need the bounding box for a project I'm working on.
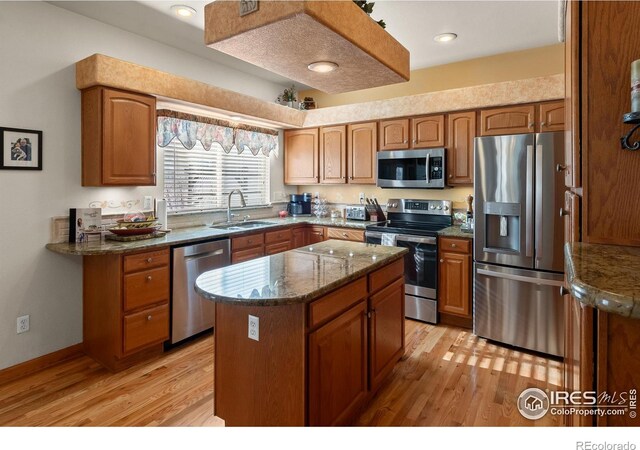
[183,248,226,263]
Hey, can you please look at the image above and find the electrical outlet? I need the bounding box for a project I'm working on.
[143,196,153,211]
[359,192,366,204]
[248,315,259,341]
[17,315,29,334]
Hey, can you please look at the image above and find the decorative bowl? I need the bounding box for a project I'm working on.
[108,225,161,236]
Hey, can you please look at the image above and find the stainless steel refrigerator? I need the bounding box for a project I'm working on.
[474,132,565,357]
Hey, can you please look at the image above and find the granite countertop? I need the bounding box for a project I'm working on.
[195,240,408,306]
[565,242,640,319]
[45,216,375,256]
[438,225,474,239]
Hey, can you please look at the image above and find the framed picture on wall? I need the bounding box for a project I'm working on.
[0,127,43,170]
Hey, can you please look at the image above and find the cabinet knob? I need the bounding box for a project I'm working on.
[147,275,152,281]
[556,164,567,172]
[440,259,444,263]
[559,286,570,296]
[451,243,456,247]
[560,208,569,218]
[147,258,153,263]
[349,176,354,180]
[541,121,547,127]
[147,315,152,321]
[528,122,534,128]
[413,139,417,144]
[247,239,253,244]
[342,232,348,237]
[403,140,408,144]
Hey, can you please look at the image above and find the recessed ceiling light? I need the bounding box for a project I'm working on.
[434,33,458,43]
[171,5,197,18]
[307,61,339,73]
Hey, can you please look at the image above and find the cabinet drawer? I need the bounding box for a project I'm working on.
[326,227,365,242]
[265,228,293,244]
[308,277,367,329]
[265,241,291,256]
[124,266,170,311]
[123,303,169,354]
[232,246,265,264]
[123,248,169,273]
[368,258,404,293]
[232,233,264,251]
[439,237,471,254]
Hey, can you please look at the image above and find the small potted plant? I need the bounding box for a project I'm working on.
[279,84,297,108]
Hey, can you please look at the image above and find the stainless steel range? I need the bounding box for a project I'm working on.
[365,199,452,324]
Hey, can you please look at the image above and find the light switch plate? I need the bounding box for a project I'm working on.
[248,315,259,341]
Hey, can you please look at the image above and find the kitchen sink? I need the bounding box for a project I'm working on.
[209,221,274,231]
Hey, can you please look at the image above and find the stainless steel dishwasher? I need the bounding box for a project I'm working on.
[171,239,230,344]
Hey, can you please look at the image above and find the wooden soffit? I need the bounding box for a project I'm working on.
[204,0,410,94]
[75,54,306,128]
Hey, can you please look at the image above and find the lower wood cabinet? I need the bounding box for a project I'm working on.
[292,226,307,248]
[307,226,326,244]
[83,248,170,371]
[438,236,472,327]
[326,227,364,242]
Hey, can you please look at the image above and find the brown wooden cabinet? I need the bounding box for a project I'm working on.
[538,101,565,132]
[411,114,445,148]
[378,118,410,150]
[83,248,170,371]
[438,237,472,327]
[231,232,265,264]
[292,226,307,249]
[326,227,364,242]
[368,277,404,391]
[479,104,536,136]
[308,300,368,426]
[447,111,476,185]
[319,126,347,184]
[307,226,325,244]
[347,122,377,184]
[82,87,156,186]
[284,128,319,185]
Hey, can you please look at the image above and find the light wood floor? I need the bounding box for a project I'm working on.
[0,321,563,427]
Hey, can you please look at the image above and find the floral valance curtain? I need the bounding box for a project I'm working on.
[156,109,279,156]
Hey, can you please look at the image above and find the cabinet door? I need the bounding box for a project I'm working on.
[538,101,565,132]
[102,89,156,185]
[307,226,325,244]
[284,129,319,184]
[438,251,471,318]
[320,126,346,184]
[479,105,535,136]
[446,111,476,185]
[369,278,404,392]
[292,227,306,248]
[379,119,410,151]
[308,301,368,426]
[564,190,581,244]
[411,115,445,148]
[347,122,377,184]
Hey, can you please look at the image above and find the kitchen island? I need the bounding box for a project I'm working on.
[195,240,407,426]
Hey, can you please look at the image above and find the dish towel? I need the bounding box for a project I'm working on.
[381,233,397,247]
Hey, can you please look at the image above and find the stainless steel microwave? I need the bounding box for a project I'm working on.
[377,148,446,189]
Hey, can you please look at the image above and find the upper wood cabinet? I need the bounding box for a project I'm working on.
[538,101,565,132]
[319,126,347,184]
[479,105,536,136]
[447,111,476,185]
[284,128,319,185]
[411,115,445,148]
[378,119,410,150]
[82,87,156,186]
[347,122,377,184]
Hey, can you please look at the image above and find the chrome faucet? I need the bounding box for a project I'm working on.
[227,189,246,223]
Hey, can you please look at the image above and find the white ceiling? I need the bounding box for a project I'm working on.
[51,0,561,87]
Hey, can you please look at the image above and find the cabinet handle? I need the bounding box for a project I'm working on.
[528,122,534,128]
[560,286,570,296]
[403,140,408,144]
[556,164,567,172]
[541,121,547,127]
[560,208,569,218]
[147,258,153,263]
[413,139,417,144]
[349,176,354,180]
[448,174,453,178]
[342,232,348,237]
[147,275,152,281]
[451,243,456,247]
[248,239,253,244]
[147,315,152,321]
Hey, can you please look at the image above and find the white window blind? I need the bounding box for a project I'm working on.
[163,140,270,214]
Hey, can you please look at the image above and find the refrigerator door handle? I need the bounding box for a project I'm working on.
[525,144,534,257]
[535,143,543,267]
[476,268,564,287]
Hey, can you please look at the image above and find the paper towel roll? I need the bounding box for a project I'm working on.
[155,198,170,231]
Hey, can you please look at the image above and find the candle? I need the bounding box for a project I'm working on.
[631,60,640,112]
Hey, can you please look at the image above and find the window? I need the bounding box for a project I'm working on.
[163,140,271,214]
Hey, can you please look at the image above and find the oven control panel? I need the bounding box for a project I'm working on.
[387,199,451,215]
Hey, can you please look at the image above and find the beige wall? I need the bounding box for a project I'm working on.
[301,44,564,108]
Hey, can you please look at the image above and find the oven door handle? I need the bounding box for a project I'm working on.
[365,231,386,239]
[397,234,437,245]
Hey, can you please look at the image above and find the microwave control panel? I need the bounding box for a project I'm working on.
[429,157,443,180]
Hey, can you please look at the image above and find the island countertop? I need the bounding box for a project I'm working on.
[195,240,408,306]
[565,242,640,319]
